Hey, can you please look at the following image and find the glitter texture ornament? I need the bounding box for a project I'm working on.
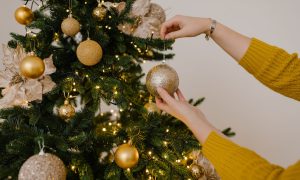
[20,53,45,79]
[146,64,179,97]
[18,152,66,180]
[15,5,34,25]
[189,164,205,179]
[58,99,75,121]
[76,39,103,66]
[61,15,80,37]
[93,2,107,21]
[114,143,139,169]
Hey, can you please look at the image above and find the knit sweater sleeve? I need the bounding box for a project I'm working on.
[239,38,300,101]
[202,132,300,180]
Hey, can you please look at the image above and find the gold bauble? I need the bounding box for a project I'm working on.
[92,4,107,21]
[190,164,205,179]
[20,54,45,79]
[146,50,154,57]
[114,143,139,169]
[76,39,103,66]
[61,16,80,36]
[146,64,179,97]
[18,153,67,180]
[144,101,161,113]
[14,6,34,25]
[58,100,75,121]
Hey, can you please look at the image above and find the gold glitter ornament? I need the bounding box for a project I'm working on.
[15,5,34,25]
[92,2,107,21]
[146,64,179,97]
[58,99,75,121]
[18,152,66,180]
[61,15,80,37]
[144,99,160,113]
[189,163,205,179]
[20,53,45,79]
[114,143,139,169]
[76,39,103,66]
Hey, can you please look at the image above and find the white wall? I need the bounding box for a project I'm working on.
[1,0,300,167]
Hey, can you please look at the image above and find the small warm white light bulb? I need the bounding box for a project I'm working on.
[71,165,76,170]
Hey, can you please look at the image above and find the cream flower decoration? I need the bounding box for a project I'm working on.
[0,45,56,109]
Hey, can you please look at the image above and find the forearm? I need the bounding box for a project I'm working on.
[184,111,221,144]
[210,21,251,62]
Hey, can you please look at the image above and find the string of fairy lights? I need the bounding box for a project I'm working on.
[11,0,203,179]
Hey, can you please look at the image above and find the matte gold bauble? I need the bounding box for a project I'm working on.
[18,153,67,180]
[14,6,34,25]
[76,39,103,66]
[114,143,139,169]
[93,3,107,21]
[146,64,179,97]
[58,99,75,121]
[61,16,80,36]
[189,164,205,179]
[20,54,45,79]
[144,101,161,113]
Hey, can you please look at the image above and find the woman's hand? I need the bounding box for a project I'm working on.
[161,15,251,61]
[155,87,219,144]
[160,15,211,39]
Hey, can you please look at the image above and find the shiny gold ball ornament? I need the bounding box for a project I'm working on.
[189,164,205,179]
[144,101,161,113]
[20,53,45,79]
[18,153,67,180]
[61,15,80,37]
[14,5,34,25]
[146,64,179,97]
[114,143,139,169]
[93,3,107,21]
[58,99,75,121]
[76,39,103,66]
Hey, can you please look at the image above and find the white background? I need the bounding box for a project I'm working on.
[1,0,300,167]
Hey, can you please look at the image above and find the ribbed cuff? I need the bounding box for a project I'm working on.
[202,131,240,164]
[202,132,281,180]
[202,132,240,179]
[239,38,279,76]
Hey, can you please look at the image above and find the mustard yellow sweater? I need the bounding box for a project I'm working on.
[202,38,300,180]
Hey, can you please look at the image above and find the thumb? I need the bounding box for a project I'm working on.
[157,87,176,105]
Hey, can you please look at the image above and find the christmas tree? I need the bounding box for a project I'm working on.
[0,0,235,179]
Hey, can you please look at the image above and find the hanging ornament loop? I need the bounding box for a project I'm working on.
[68,0,72,15]
[162,40,166,64]
[37,137,45,155]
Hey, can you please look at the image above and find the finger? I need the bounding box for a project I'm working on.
[176,89,186,101]
[157,87,176,105]
[160,16,180,39]
[155,97,172,112]
[165,30,185,40]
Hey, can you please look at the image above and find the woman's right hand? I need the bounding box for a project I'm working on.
[155,87,218,144]
[160,15,211,39]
